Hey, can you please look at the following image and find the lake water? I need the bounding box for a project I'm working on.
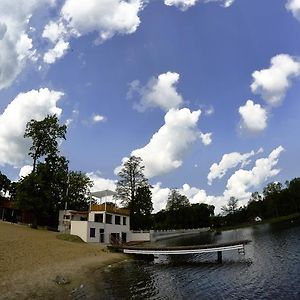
[93,221,300,299]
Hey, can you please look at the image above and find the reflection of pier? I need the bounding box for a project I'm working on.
[115,240,251,263]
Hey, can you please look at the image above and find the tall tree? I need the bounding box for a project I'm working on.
[65,171,93,211]
[0,171,11,196]
[115,156,152,229]
[166,189,190,211]
[221,197,239,215]
[24,114,66,172]
[131,185,153,230]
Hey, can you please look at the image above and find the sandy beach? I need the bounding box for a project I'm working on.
[0,221,128,299]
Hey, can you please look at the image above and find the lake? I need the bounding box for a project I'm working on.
[93,221,300,299]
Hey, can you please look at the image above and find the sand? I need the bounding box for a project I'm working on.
[0,221,128,299]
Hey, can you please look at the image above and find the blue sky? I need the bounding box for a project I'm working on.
[0,0,300,213]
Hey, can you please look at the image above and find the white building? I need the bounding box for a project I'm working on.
[58,209,88,232]
[70,204,131,244]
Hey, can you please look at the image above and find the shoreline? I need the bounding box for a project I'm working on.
[212,212,300,232]
[0,221,129,299]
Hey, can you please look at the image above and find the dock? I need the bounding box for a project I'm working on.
[112,239,251,263]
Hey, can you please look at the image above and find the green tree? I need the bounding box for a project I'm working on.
[221,197,239,215]
[24,114,66,172]
[166,189,190,211]
[65,171,93,211]
[0,171,11,196]
[115,156,152,229]
[131,185,153,230]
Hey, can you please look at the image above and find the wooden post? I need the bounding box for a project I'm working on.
[217,251,222,263]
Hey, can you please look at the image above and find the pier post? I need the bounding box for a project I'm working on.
[217,251,222,263]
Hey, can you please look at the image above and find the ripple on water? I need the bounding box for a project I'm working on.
[95,225,300,300]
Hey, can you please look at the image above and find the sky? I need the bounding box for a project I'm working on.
[0,0,300,214]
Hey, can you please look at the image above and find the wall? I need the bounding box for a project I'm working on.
[150,228,210,242]
[129,231,150,242]
[71,221,88,242]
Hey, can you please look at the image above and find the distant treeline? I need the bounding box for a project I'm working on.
[212,178,300,228]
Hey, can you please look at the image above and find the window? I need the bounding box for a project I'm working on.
[64,214,70,219]
[94,213,103,223]
[115,215,121,225]
[100,229,104,243]
[123,217,127,225]
[106,214,112,224]
[90,228,95,238]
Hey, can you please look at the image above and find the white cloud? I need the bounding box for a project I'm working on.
[117,108,211,178]
[86,172,117,192]
[204,0,235,8]
[42,21,67,43]
[61,0,144,43]
[199,132,212,146]
[19,165,33,178]
[164,0,199,11]
[129,72,184,112]
[286,0,300,21]
[150,146,284,214]
[43,39,69,64]
[223,146,284,200]
[207,150,256,185]
[41,0,145,63]
[0,88,64,167]
[92,114,106,123]
[239,100,268,133]
[223,0,235,7]
[0,0,54,90]
[151,182,171,212]
[251,54,300,106]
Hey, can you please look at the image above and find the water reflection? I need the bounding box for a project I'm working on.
[94,223,300,300]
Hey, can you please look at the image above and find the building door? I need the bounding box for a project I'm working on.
[121,232,127,244]
[99,228,104,243]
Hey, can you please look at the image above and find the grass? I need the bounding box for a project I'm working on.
[56,233,84,243]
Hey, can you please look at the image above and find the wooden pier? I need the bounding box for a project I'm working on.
[112,239,251,263]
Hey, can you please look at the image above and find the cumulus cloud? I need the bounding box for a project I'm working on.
[207,150,256,185]
[86,171,117,192]
[151,182,171,212]
[43,39,69,64]
[42,0,145,63]
[19,165,33,178]
[151,146,284,214]
[164,0,199,11]
[117,108,211,178]
[239,100,268,133]
[129,72,184,112]
[0,88,64,167]
[0,0,57,90]
[42,21,67,43]
[251,54,300,106]
[223,146,284,200]
[286,0,300,21]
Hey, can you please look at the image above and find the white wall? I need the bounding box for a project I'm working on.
[71,221,88,242]
[129,232,150,242]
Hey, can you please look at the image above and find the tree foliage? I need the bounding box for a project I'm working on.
[166,189,190,211]
[115,156,153,230]
[16,115,92,227]
[0,171,11,196]
[24,114,66,172]
[66,171,93,211]
[221,197,239,215]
